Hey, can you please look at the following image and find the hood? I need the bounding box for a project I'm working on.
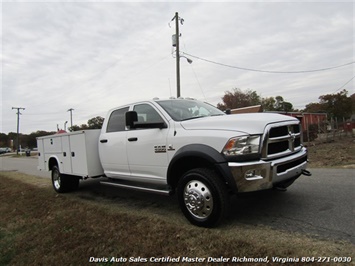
[180,113,297,135]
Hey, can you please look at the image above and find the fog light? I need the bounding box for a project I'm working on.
[245,169,262,180]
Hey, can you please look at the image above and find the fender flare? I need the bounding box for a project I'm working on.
[167,144,237,193]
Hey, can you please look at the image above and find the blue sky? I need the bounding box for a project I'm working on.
[1,1,354,134]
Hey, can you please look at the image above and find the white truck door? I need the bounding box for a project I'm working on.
[126,103,169,183]
[99,107,131,178]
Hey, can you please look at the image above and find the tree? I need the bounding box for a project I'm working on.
[261,97,276,111]
[351,93,355,113]
[218,88,294,112]
[0,133,9,147]
[217,88,261,110]
[88,116,104,129]
[273,96,293,112]
[69,116,104,131]
[320,90,352,119]
[304,90,352,119]
[69,124,88,131]
[261,96,293,112]
[27,131,56,148]
[304,102,325,113]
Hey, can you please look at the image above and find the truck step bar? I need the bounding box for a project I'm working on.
[100,179,172,196]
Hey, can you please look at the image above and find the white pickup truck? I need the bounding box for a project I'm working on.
[37,98,310,227]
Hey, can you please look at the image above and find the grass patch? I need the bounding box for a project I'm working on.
[0,172,353,266]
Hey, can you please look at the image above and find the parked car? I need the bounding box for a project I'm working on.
[0,147,11,154]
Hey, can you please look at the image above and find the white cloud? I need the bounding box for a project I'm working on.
[1,1,354,134]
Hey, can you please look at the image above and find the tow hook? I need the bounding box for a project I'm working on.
[302,169,312,176]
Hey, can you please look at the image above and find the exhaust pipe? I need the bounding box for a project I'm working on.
[302,169,312,176]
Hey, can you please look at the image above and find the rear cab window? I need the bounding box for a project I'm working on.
[106,107,129,132]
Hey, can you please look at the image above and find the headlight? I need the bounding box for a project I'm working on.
[222,135,261,156]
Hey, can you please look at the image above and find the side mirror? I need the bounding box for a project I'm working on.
[225,109,231,115]
[125,111,138,129]
[125,111,167,129]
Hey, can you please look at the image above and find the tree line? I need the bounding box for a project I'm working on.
[0,117,104,151]
[1,89,354,150]
[217,88,354,120]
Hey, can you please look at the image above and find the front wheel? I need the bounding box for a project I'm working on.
[177,168,230,227]
[51,166,79,193]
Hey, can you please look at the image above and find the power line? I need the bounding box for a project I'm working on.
[181,41,206,100]
[333,75,355,93]
[189,63,207,101]
[182,52,355,74]
[23,112,60,116]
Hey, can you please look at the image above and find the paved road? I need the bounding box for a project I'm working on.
[0,156,49,178]
[0,156,354,244]
[229,168,354,244]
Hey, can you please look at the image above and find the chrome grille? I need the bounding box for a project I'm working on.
[262,122,302,160]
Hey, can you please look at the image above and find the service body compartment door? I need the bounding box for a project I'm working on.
[42,135,64,172]
[69,133,87,175]
[61,135,72,173]
[69,130,103,177]
[37,138,46,171]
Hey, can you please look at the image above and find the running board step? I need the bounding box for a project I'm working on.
[100,179,172,196]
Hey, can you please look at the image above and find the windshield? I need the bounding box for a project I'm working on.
[157,99,225,121]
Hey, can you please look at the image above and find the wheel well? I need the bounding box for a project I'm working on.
[168,156,221,191]
[48,157,58,171]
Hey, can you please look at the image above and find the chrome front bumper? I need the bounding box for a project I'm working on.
[228,147,308,193]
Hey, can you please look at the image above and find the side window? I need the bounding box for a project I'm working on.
[106,107,129,132]
[133,104,164,123]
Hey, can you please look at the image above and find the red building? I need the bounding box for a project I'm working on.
[278,112,328,131]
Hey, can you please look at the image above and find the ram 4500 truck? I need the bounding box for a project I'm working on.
[37,98,310,227]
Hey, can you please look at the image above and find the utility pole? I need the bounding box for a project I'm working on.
[171,12,186,98]
[12,107,25,154]
[67,108,74,129]
[174,12,181,98]
[171,12,191,98]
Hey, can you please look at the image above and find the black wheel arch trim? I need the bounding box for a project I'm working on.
[167,144,238,193]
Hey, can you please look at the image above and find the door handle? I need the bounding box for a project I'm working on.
[128,137,138,142]
[100,139,108,143]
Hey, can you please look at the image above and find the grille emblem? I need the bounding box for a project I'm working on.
[289,131,296,143]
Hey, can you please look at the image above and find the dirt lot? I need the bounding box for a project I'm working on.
[307,136,355,168]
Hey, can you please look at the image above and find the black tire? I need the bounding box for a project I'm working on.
[51,165,79,193]
[177,168,230,227]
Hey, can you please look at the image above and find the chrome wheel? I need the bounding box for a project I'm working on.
[177,168,230,227]
[52,168,61,190]
[183,180,213,219]
[51,165,79,193]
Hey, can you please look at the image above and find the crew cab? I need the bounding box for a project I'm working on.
[37,98,310,227]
